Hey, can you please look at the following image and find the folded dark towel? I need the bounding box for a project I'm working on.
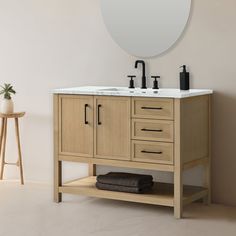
[97,172,153,187]
[96,182,153,194]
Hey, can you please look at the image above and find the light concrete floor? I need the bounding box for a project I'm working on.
[0,182,236,236]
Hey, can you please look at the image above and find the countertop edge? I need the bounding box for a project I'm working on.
[52,89,213,99]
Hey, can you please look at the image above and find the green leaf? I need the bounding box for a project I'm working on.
[0,83,16,99]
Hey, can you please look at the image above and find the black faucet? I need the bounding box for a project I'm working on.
[135,60,147,89]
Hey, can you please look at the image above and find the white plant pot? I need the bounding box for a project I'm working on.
[1,99,14,114]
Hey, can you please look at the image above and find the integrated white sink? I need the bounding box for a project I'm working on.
[97,88,129,92]
[53,86,213,99]
[97,87,156,92]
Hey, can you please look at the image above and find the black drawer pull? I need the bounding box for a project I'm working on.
[141,106,163,110]
[141,128,163,132]
[98,104,102,125]
[141,150,163,155]
[84,104,89,124]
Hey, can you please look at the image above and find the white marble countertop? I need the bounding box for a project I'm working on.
[53,86,213,98]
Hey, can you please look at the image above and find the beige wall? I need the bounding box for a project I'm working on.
[0,0,236,205]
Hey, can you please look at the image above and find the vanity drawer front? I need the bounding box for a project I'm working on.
[132,98,173,120]
[132,119,173,142]
[132,140,173,164]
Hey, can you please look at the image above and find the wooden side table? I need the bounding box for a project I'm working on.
[0,112,26,184]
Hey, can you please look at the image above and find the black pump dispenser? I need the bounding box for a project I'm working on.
[180,65,190,90]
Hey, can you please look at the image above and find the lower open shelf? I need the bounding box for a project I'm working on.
[59,176,208,207]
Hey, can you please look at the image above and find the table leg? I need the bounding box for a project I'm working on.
[0,118,7,180]
[15,118,24,185]
[0,118,5,155]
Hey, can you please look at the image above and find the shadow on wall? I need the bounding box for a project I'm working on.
[212,92,236,206]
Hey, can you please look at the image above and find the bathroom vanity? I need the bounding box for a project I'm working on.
[53,86,212,218]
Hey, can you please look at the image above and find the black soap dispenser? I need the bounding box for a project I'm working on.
[180,65,190,90]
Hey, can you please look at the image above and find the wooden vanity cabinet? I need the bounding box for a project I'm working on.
[54,93,211,219]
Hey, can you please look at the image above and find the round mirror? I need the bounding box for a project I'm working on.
[100,0,192,58]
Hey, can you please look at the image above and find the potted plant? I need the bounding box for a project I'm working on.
[0,84,16,114]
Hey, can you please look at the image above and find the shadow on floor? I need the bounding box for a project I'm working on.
[63,194,236,221]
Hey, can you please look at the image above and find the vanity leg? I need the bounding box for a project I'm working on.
[89,164,96,176]
[203,160,211,205]
[174,165,183,219]
[53,94,62,202]
[203,95,212,205]
[174,99,183,219]
[54,160,62,203]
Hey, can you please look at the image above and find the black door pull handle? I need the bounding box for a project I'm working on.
[141,106,163,110]
[84,104,89,125]
[141,128,163,132]
[98,104,102,125]
[141,150,163,155]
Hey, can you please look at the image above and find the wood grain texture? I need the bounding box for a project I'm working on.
[0,118,7,180]
[132,97,174,120]
[183,189,208,206]
[59,95,94,157]
[60,176,207,208]
[54,95,212,218]
[132,140,173,165]
[203,95,212,205]
[14,118,24,185]
[94,96,131,161]
[183,157,208,170]
[89,164,96,176]
[0,112,25,118]
[174,99,183,219]
[180,95,209,164]
[132,119,174,142]
[54,95,62,202]
[0,118,5,178]
[0,115,25,184]
[59,155,174,172]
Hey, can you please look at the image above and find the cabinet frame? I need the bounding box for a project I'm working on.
[53,94,212,219]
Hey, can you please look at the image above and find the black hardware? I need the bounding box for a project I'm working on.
[141,106,163,110]
[84,104,89,124]
[135,60,146,89]
[141,150,163,155]
[141,128,163,132]
[151,76,160,89]
[127,75,136,89]
[98,104,102,125]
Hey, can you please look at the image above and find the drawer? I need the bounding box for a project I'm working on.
[132,140,173,164]
[132,119,173,142]
[132,98,173,120]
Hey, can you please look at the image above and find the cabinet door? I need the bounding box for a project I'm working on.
[94,96,131,160]
[59,95,93,157]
